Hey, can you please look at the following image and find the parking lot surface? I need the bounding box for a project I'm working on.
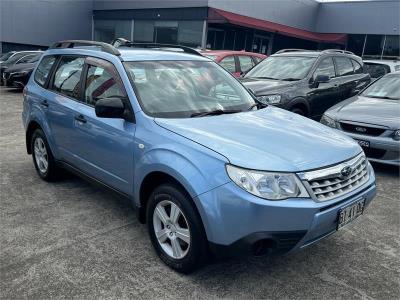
[1,86,399,299]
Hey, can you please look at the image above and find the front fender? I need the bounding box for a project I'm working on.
[134,146,229,204]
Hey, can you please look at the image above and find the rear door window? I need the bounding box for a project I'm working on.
[219,56,236,73]
[34,56,57,87]
[314,57,336,78]
[238,55,254,73]
[334,57,354,76]
[351,60,363,74]
[51,56,85,99]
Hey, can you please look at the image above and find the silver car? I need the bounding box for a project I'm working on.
[321,72,400,166]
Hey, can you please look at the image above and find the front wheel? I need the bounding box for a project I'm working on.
[147,183,208,273]
[290,107,306,116]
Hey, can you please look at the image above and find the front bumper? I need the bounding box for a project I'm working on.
[195,163,376,257]
[341,131,399,166]
[2,72,28,88]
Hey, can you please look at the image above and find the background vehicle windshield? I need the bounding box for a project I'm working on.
[204,55,217,61]
[3,53,30,65]
[124,60,256,118]
[246,56,316,80]
[362,75,400,100]
[27,54,42,63]
[0,52,14,61]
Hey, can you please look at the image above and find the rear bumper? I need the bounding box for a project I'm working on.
[197,163,376,257]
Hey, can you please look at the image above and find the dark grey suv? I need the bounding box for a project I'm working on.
[241,49,371,119]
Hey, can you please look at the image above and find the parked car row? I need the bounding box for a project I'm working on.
[0,51,43,87]
[22,39,380,273]
[321,72,399,166]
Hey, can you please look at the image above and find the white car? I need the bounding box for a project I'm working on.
[364,59,400,79]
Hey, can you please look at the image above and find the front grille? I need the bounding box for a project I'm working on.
[340,122,386,136]
[363,147,386,159]
[301,153,369,202]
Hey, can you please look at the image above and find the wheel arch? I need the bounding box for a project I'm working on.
[26,120,43,154]
[287,97,310,116]
[138,171,193,224]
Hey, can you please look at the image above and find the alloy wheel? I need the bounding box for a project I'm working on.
[34,137,48,174]
[153,199,191,259]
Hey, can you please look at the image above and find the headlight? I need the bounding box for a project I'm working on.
[257,94,281,104]
[226,165,309,200]
[393,129,400,141]
[320,114,337,128]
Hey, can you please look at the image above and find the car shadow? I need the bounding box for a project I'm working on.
[370,161,399,177]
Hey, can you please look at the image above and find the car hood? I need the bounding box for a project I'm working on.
[241,77,296,95]
[4,62,36,73]
[326,95,400,129]
[155,107,360,172]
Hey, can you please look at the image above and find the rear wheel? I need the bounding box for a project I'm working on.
[31,129,60,181]
[147,183,208,273]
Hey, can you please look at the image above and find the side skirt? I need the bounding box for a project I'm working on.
[56,160,140,216]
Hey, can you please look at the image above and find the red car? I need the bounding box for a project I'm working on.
[200,50,266,77]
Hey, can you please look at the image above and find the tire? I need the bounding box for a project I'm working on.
[147,183,208,273]
[291,107,306,116]
[31,128,60,181]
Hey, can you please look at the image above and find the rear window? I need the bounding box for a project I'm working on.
[364,63,390,78]
[334,57,354,76]
[34,56,56,87]
[219,56,236,73]
[238,55,254,73]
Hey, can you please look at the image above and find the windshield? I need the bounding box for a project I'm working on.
[4,53,32,65]
[246,56,316,80]
[124,60,256,118]
[362,75,400,100]
[27,54,42,63]
[0,52,14,61]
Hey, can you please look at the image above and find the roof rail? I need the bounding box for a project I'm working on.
[50,40,121,56]
[111,38,203,57]
[275,49,309,54]
[322,49,354,55]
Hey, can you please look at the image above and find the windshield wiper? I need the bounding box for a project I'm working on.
[367,95,398,100]
[251,76,279,80]
[190,109,242,118]
[281,78,300,81]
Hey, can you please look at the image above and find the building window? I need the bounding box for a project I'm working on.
[364,35,384,57]
[134,21,155,42]
[383,35,400,58]
[346,34,366,57]
[177,21,203,47]
[94,20,131,43]
[133,20,203,47]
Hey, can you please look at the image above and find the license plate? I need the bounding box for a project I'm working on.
[355,139,370,148]
[337,199,365,230]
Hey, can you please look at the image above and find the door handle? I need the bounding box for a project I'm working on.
[40,100,49,107]
[74,114,87,124]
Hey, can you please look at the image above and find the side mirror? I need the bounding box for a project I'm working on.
[314,74,330,83]
[95,97,133,121]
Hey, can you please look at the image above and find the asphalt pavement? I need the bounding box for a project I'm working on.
[1,86,399,299]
